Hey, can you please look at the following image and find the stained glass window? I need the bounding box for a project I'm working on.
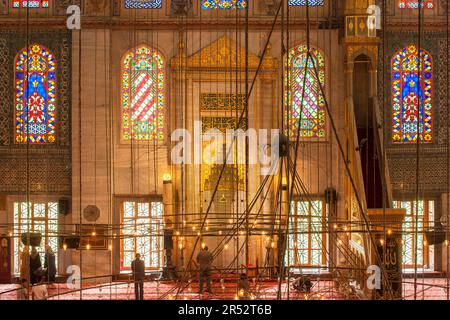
[398,1,434,9]
[14,44,56,144]
[391,45,432,143]
[14,202,58,274]
[394,200,433,269]
[124,0,162,9]
[121,201,164,270]
[289,0,325,6]
[12,0,49,8]
[286,200,326,267]
[121,45,165,141]
[286,45,326,139]
[201,0,248,10]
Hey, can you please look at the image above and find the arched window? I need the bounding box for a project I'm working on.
[14,44,57,144]
[391,45,432,143]
[121,45,165,141]
[287,45,326,139]
[201,0,247,10]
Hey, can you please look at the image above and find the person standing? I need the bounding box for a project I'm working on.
[20,246,29,283]
[196,245,213,294]
[237,273,250,299]
[44,245,57,283]
[131,253,145,300]
[29,247,42,285]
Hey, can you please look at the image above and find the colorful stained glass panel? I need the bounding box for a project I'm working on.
[289,0,325,5]
[124,0,162,9]
[286,45,326,139]
[15,44,56,144]
[121,45,165,141]
[391,45,432,143]
[12,0,49,8]
[398,1,434,9]
[201,0,248,10]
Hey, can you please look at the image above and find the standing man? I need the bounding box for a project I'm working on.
[131,253,145,300]
[196,245,213,295]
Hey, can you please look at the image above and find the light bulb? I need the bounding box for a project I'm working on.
[86,244,91,250]
[63,244,67,251]
[163,173,172,182]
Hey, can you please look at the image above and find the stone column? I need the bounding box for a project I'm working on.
[160,174,177,280]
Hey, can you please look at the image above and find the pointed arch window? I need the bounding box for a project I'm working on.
[286,45,326,139]
[391,45,432,143]
[14,44,57,144]
[121,45,165,141]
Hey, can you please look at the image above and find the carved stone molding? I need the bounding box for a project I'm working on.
[171,35,278,71]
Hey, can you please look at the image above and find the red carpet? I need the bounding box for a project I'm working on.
[0,278,448,300]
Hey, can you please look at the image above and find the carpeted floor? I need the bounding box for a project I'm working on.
[0,278,448,300]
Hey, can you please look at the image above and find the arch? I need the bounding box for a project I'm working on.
[391,45,432,143]
[14,44,57,144]
[121,44,165,142]
[286,44,326,139]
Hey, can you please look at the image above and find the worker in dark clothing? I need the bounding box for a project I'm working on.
[196,246,213,294]
[237,273,250,300]
[293,276,313,293]
[131,253,145,300]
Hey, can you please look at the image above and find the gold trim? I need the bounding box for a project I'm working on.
[171,35,278,71]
